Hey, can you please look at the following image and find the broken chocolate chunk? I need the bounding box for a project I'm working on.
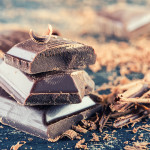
[4,35,96,74]
[0,88,101,140]
[0,60,94,105]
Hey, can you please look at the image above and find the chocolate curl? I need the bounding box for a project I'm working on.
[99,105,111,132]
[118,83,149,99]
[29,24,52,44]
[119,97,150,103]
[75,138,87,149]
[72,125,88,133]
[111,83,149,112]
[110,108,134,118]
[48,136,60,142]
[113,110,146,128]
[60,129,81,140]
[48,129,81,142]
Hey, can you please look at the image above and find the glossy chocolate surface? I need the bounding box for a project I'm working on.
[0,60,94,105]
[4,35,96,74]
[0,88,101,139]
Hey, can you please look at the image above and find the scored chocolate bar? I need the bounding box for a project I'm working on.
[4,35,96,74]
[0,60,94,105]
[0,88,101,140]
[97,3,150,39]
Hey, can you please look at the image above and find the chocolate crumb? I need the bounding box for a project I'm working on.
[89,121,97,130]
[10,141,26,150]
[103,134,109,140]
[28,138,33,141]
[124,141,150,150]
[48,136,60,142]
[131,135,136,141]
[81,120,97,130]
[112,130,117,133]
[90,133,99,142]
[81,120,89,128]
[124,141,129,144]
[138,133,143,140]
[75,138,88,149]
[133,127,138,134]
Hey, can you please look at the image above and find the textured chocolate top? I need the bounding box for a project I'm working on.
[6,36,78,61]
[4,35,96,74]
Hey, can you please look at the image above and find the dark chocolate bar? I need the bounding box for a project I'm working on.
[0,88,101,140]
[97,3,150,39]
[4,35,96,74]
[0,60,94,105]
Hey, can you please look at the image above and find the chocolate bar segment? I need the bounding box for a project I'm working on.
[97,3,150,39]
[0,60,94,105]
[0,88,101,140]
[4,36,96,74]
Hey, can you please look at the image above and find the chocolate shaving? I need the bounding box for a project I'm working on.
[138,133,143,140]
[124,141,150,150]
[93,113,100,123]
[99,106,111,132]
[132,124,150,133]
[124,141,129,144]
[110,82,149,113]
[29,24,52,44]
[88,121,97,131]
[118,83,148,98]
[48,136,60,142]
[90,133,99,141]
[75,138,88,149]
[110,109,134,118]
[72,125,88,133]
[131,135,136,141]
[113,110,146,128]
[60,129,81,140]
[10,141,26,150]
[49,130,81,142]
[141,90,150,98]
[81,120,90,128]
[89,36,150,76]
[110,103,134,113]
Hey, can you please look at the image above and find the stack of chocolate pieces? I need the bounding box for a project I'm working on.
[0,29,101,141]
